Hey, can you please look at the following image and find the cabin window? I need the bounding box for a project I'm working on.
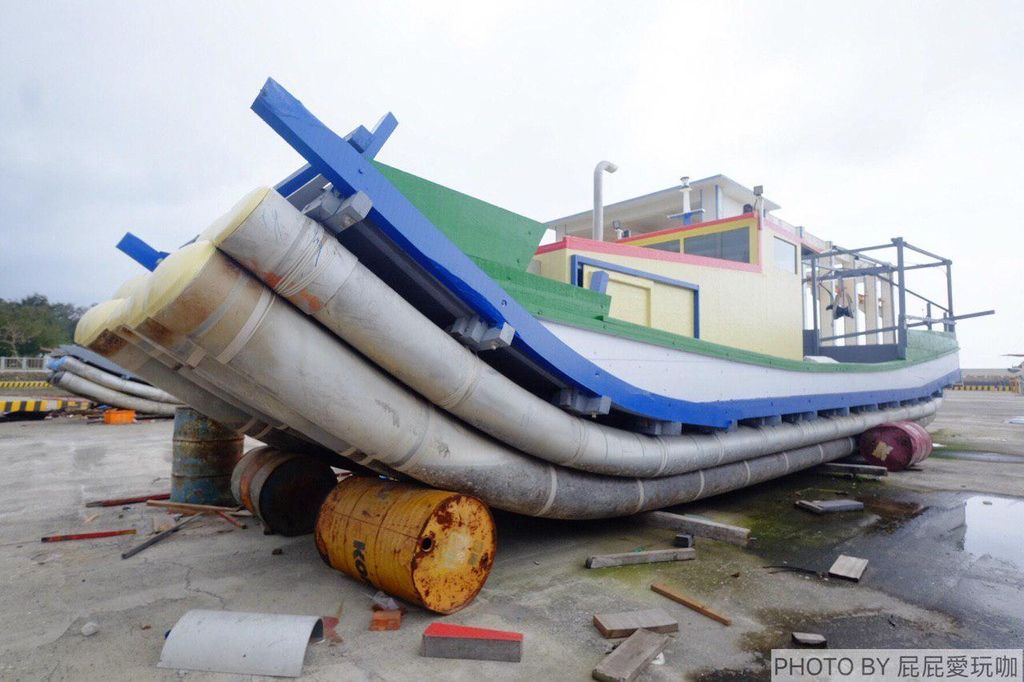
[683,226,750,263]
[773,237,797,273]
[643,240,681,253]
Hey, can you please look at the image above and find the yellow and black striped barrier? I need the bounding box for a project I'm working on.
[950,383,1021,392]
[0,380,52,389]
[1,398,92,414]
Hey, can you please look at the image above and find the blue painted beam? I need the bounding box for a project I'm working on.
[116,232,169,271]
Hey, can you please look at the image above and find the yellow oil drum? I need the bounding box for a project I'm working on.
[314,477,496,614]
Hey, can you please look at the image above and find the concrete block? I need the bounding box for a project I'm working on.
[421,623,522,662]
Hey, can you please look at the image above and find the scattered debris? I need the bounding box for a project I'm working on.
[650,582,731,626]
[592,627,670,682]
[80,621,99,637]
[421,623,523,662]
[272,548,283,556]
[371,591,406,613]
[828,554,869,582]
[321,616,343,644]
[818,462,887,478]
[593,608,678,638]
[763,564,826,578]
[41,529,136,543]
[729,572,741,579]
[214,511,246,529]
[586,548,695,569]
[85,492,170,508]
[369,609,401,631]
[640,511,750,546]
[672,533,694,548]
[152,516,178,533]
[141,624,152,630]
[83,513,100,524]
[146,500,240,515]
[158,609,323,677]
[795,499,865,514]
[791,631,827,647]
[122,514,201,559]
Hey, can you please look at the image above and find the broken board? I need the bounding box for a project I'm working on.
[586,548,695,569]
[650,582,731,626]
[593,608,678,638]
[592,628,670,682]
[795,499,865,514]
[639,512,750,546]
[828,554,869,581]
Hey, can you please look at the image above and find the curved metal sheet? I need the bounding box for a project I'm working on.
[158,609,323,677]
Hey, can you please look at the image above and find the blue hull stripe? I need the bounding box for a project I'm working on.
[251,78,956,429]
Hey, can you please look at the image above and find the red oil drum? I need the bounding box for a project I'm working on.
[858,420,933,471]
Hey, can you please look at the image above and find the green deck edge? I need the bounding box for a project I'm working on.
[374,162,547,271]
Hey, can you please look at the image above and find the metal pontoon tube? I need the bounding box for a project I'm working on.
[204,188,941,478]
[50,369,178,416]
[136,240,939,518]
[48,355,181,404]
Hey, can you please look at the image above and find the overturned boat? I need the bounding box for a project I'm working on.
[75,79,990,519]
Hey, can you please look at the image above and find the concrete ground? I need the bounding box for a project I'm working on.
[0,390,1022,681]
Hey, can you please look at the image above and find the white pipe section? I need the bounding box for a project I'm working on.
[125,239,939,518]
[51,370,178,416]
[593,161,617,241]
[54,355,180,404]
[205,188,943,479]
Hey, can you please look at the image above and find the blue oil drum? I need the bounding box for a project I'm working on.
[171,407,243,506]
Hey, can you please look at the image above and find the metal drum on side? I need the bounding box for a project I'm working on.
[171,407,243,506]
[314,477,496,614]
[231,446,338,536]
[858,420,934,471]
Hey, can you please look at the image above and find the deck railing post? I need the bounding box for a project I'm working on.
[945,261,955,334]
[894,238,908,359]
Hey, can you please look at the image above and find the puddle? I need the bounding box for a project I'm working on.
[963,495,1024,567]
[931,449,1024,464]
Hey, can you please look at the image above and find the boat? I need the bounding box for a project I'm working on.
[73,78,992,518]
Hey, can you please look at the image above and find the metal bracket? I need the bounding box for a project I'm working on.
[628,417,683,436]
[448,315,515,351]
[302,190,373,235]
[116,232,170,271]
[554,388,611,417]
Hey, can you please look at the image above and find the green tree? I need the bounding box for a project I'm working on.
[0,295,88,356]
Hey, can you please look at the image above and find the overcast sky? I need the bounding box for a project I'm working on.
[1,1,1021,367]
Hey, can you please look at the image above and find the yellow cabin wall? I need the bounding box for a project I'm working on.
[532,223,804,360]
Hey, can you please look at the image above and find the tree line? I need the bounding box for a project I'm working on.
[0,295,88,356]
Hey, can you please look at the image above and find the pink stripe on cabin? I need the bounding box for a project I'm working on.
[534,236,762,273]
[615,213,758,243]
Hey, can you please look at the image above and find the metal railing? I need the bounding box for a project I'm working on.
[803,238,993,360]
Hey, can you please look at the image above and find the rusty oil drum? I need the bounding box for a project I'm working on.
[858,420,933,471]
[314,477,496,614]
[171,407,243,506]
[231,446,338,536]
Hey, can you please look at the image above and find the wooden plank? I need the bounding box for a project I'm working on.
[586,548,695,569]
[146,500,241,514]
[820,463,887,477]
[640,511,750,546]
[41,529,136,543]
[795,499,865,515]
[650,582,731,626]
[593,609,678,639]
[828,554,869,581]
[592,628,670,682]
[85,492,170,508]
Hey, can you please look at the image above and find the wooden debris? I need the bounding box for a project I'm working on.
[650,582,731,626]
[586,548,695,569]
[121,514,201,559]
[795,499,865,514]
[593,608,678,638]
[369,609,402,631]
[828,554,869,581]
[41,529,136,543]
[85,492,170,508]
[214,511,247,529]
[640,511,750,546]
[592,628,670,682]
[819,462,887,477]
[146,500,240,515]
[792,631,827,647]
[83,513,100,524]
[421,623,523,662]
[672,533,694,548]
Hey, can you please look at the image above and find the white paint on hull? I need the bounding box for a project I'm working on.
[542,321,959,403]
